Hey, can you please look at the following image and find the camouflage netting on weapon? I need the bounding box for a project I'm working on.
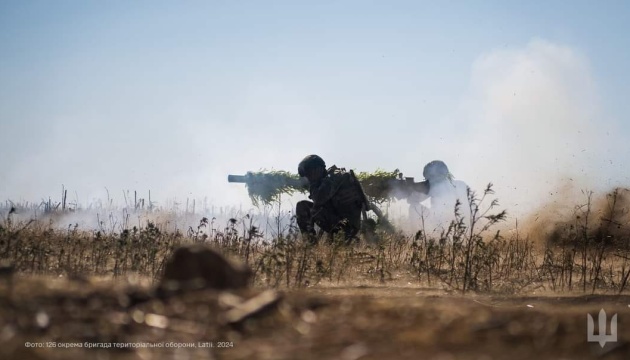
[355,169,401,204]
[241,169,401,206]
[243,170,308,206]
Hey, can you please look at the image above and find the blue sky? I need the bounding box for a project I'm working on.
[1,1,629,217]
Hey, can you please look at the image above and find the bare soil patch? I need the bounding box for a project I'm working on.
[1,277,629,360]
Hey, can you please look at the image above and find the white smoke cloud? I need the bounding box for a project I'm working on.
[450,39,623,220]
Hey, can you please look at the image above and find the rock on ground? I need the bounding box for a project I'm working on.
[159,244,251,294]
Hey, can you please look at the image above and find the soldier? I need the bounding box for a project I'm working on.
[409,160,471,232]
[295,155,364,244]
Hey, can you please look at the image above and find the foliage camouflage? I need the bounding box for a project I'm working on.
[355,169,401,204]
[238,169,401,205]
[242,170,308,206]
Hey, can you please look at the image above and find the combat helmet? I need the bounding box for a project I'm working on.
[423,160,452,182]
[298,155,326,177]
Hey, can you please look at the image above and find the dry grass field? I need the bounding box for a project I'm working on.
[1,187,630,359]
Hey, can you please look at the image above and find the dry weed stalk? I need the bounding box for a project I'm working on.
[1,187,629,294]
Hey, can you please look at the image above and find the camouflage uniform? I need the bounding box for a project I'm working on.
[295,156,363,243]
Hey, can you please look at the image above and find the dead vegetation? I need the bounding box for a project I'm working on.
[2,187,630,359]
[1,186,629,295]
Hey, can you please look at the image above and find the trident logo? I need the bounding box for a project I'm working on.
[587,309,617,348]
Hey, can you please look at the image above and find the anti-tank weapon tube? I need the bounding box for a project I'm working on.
[228,170,429,205]
[386,175,430,199]
[227,171,309,205]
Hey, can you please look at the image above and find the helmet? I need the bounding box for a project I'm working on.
[298,155,326,177]
[423,160,450,181]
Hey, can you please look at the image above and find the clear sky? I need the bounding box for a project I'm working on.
[1,1,629,218]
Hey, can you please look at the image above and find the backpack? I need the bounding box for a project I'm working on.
[326,166,363,212]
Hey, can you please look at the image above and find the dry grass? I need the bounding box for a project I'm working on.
[3,188,630,360]
[1,186,629,295]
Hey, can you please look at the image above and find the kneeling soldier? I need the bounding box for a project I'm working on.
[295,155,364,244]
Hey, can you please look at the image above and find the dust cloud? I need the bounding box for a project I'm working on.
[398,40,628,239]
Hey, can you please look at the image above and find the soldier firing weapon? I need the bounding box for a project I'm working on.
[228,162,431,242]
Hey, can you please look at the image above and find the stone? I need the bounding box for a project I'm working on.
[158,244,251,295]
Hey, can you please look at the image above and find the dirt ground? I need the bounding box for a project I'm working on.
[1,276,629,360]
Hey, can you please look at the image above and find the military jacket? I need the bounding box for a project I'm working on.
[308,166,363,213]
